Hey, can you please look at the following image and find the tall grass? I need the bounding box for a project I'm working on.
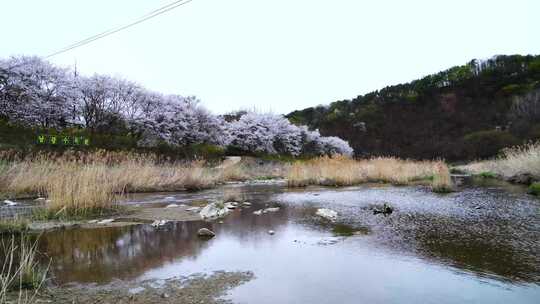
[0,150,221,217]
[459,141,540,179]
[0,234,48,304]
[217,158,288,182]
[287,155,447,189]
[431,162,453,193]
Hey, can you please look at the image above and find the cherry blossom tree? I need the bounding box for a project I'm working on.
[0,56,354,156]
[0,56,76,128]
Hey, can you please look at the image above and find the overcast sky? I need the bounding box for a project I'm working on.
[1,0,538,114]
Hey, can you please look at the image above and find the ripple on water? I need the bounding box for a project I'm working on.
[3,183,538,304]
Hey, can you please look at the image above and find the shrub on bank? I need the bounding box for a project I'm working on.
[529,183,540,196]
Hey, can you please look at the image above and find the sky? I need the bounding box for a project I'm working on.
[1,0,538,114]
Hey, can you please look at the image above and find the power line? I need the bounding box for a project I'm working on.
[44,0,195,58]
[4,0,195,70]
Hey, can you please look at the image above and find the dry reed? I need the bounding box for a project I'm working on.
[431,161,453,193]
[0,234,48,304]
[287,155,450,190]
[0,150,221,216]
[458,141,540,179]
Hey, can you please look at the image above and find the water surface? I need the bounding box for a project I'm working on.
[15,182,540,303]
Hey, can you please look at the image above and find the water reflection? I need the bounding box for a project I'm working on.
[2,182,538,303]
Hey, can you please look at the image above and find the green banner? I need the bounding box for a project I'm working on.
[37,134,90,146]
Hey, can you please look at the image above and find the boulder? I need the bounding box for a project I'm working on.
[373,203,393,215]
[253,210,263,216]
[200,203,230,219]
[3,200,18,206]
[316,208,338,220]
[151,220,168,227]
[197,228,215,237]
[263,207,280,213]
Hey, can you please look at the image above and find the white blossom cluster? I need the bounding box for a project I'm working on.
[0,56,353,156]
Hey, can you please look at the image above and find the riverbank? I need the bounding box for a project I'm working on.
[5,271,254,304]
[455,141,540,194]
[1,151,455,226]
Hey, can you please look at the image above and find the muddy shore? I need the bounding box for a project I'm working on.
[6,271,254,304]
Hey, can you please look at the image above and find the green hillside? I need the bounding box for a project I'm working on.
[287,55,540,160]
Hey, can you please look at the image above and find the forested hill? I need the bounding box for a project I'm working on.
[287,55,540,161]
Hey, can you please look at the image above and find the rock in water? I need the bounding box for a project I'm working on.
[197,228,215,237]
[3,200,18,206]
[263,207,280,213]
[200,202,231,219]
[268,230,275,235]
[316,208,338,220]
[151,220,168,227]
[165,203,179,208]
[373,203,393,215]
[97,219,115,225]
[383,204,393,214]
[253,209,263,215]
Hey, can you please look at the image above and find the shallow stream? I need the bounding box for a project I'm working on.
[4,180,540,303]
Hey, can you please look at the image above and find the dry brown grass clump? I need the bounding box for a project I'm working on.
[0,234,48,304]
[458,141,540,179]
[431,162,453,193]
[287,155,450,190]
[218,158,288,182]
[0,150,221,216]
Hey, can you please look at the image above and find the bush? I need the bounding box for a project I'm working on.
[463,130,520,159]
[477,171,497,179]
[529,182,540,196]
